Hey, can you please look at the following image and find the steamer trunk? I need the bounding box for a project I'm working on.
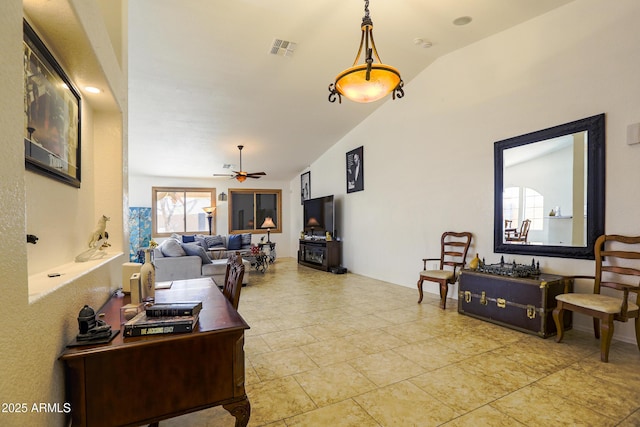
[458,270,572,338]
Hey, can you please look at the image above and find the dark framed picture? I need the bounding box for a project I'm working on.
[346,146,364,193]
[23,20,81,188]
[301,171,311,204]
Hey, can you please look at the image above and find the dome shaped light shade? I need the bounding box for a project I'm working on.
[335,63,402,103]
[329,0,404,104]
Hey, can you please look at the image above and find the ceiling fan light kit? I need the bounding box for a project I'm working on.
[213,145,266,182]
[328,0,404,104]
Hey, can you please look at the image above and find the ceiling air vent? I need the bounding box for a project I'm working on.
[269,39,297,57]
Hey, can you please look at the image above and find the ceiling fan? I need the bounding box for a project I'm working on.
[214,145,266,182]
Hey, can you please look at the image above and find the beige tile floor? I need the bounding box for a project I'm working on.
[162,258,640,427]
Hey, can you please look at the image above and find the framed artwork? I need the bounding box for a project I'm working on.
[300,171,311,204]
[346,146,364,193]
[23,20,82,188]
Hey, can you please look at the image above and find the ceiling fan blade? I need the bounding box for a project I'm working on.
[213,173,234,177]
[246,172,266,176]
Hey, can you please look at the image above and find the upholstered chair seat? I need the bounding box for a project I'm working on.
[556,293,639,314]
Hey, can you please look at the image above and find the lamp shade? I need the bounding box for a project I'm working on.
[202,206,215,215]
[335,64,402,103]
[306,217,320,227]
[261,217,276,229]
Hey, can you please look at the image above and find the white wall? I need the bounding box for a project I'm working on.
[0,2,127,426]
[290,0,640,343]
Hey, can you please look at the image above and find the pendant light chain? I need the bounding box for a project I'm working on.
[328,0,404,103]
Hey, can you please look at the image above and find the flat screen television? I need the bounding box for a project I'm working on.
[303,195,334,237]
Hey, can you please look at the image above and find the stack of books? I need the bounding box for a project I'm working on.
[123,301,202,337]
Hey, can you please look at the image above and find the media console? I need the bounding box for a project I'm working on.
[298,239,341,271]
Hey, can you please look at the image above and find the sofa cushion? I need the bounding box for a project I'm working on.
[182,234,196,243]
[182,243,212,264]
[241,233,252,249]
[153,247,164,258]
[160,238,186,257]
[194,235,208,249]
[228,234,242,250]
[205,235,225,248]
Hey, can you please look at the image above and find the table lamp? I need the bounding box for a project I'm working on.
[306,217,320,238]
[261,217,276,243]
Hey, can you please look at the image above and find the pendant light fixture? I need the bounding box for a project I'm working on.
[328,0,404,104]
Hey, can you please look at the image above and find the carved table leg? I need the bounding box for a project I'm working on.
[223,396,251,427]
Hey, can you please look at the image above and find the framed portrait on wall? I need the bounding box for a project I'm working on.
[346,146,364,193]
[23,20,82,188]
[301,171,311,204]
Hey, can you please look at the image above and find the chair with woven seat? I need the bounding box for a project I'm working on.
[222,251,245,310]
[417,231,472,309]
[505,219,531,243]
[552,234,640,362]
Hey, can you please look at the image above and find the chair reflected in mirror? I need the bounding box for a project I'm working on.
[505,219,531,243]
[417,231,472,309]
[553,234,640,362]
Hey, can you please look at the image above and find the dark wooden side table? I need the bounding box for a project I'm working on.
[59,278,250,427]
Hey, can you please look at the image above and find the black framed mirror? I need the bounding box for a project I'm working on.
[494,114,605,259]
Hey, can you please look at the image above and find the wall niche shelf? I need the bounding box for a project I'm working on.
[28,252,123,303]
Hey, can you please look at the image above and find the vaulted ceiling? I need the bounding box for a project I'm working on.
[25,0,576,181]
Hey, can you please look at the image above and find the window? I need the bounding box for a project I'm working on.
[152,187,216,237]
[523,187,544,230]
[229,188,281,234]
[503,186,544,231]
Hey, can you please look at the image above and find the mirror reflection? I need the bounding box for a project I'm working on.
[502,131,587,247]
[494,114,605,259]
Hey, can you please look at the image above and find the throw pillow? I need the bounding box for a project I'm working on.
[182,235,196,243]
[241,233,252,249]
[160,238,187,257]
[227,234,242,250]
[194,235,207,249]
[181,243,212,264]
[204,235,224,248]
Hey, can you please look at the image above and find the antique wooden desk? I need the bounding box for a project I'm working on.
[59,278,250,427]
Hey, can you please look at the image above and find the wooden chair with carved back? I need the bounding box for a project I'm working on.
[505,219,531,243]
[222,252,245,310]
[553,234,640,362]
[417,231,472,309]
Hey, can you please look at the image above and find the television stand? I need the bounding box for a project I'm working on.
[298,240,341,271]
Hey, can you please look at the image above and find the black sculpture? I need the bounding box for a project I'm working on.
[76,305,112,341]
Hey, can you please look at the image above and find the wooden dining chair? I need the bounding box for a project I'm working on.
[222,252,245,310]
[553,234,640,362]
[417,231,472,309]
[505,219,531,243]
